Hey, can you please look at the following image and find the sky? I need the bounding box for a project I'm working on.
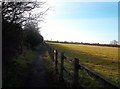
[39,0,118,44]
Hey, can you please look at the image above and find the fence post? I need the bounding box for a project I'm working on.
[59,52,64,81]
[73,58,79,88]
[55,50,58,74]
[52,48,54,62]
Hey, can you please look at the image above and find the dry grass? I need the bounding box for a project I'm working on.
[47,42,119,87]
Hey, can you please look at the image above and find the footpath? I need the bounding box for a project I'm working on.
[24,47,48,88]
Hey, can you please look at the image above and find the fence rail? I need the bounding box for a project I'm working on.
[45,43,119,89]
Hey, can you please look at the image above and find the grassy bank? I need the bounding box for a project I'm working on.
[47,42,119,87]
[3,49,36,87]
[43,51,68,88]
[43,51,56,87]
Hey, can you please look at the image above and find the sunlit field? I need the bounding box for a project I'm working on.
[47,42,119,87]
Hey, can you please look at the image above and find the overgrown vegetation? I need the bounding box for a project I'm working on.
[23,22,43,49]
[2,1,48,87]
[2,2,44,64]
[43,51,67,88]
[43,52,56,87]
[47,42,119,87]
[3,50,36,87]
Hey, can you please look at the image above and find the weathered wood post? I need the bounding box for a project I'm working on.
[59,52,64,81]
[55,50,58,74]
[73,58,79,88]
[52,48,54,63]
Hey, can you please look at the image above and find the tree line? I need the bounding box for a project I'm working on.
[2,1,47,66]
[46,40,120,47]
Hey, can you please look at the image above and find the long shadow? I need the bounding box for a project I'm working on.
[23,42,49,88]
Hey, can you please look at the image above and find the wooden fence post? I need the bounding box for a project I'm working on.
[73,58,79,88]
[59,52,64,81]
[52,48,54,62]
[55,50,58,74]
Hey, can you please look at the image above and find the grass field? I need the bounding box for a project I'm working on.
[47,42,119,87]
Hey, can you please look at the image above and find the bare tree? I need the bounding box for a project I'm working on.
[2,1,50,58]
[110,40,118,45]
[2,1,49,24]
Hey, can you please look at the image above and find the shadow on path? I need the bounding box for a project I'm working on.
[24,46,48,88]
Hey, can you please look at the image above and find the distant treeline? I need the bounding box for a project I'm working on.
[45,40,120,48]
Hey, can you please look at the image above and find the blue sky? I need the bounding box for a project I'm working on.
[41,1,118,44]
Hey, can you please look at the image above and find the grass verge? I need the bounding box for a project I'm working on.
[3,49,36,87]
[43,51,58,88]
[43,51,68,88]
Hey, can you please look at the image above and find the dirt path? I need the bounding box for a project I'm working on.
[24,48,48,88]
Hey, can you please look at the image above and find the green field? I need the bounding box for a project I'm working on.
[47,42,119,87]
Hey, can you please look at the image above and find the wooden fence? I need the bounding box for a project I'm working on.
[46,43,119,89]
